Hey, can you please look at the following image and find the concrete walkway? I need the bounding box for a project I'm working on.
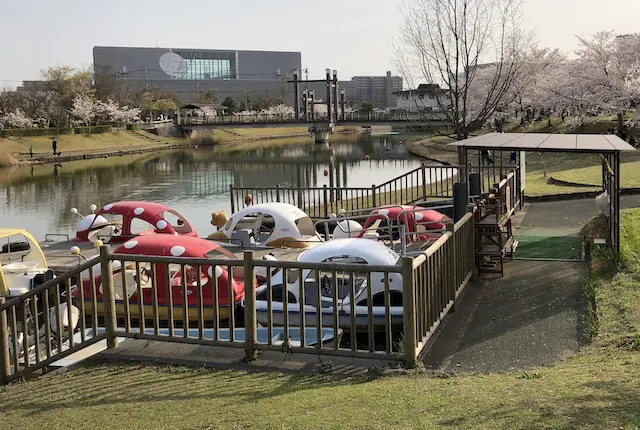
[422,196,640,373]
[423,260,585,373]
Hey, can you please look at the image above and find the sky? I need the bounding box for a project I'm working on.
[1,0,639,87]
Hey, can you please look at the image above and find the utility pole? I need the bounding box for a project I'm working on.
[144,68,148,92]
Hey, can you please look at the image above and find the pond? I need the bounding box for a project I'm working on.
[0,132,431,241]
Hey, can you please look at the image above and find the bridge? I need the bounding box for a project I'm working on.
[176,112,452,130]
[175,68,453,141]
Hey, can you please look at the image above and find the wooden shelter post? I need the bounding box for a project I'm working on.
[613,152,621,259]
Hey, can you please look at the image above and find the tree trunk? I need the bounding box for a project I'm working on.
[617,112,624,132]
[538,152,547,178]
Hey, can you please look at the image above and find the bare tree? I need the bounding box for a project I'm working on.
[395,0,537,139]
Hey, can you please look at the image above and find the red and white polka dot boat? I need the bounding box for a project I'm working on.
[71,201,197,244]
[73,234,249,322]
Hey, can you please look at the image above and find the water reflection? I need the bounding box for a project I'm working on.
[0,133,426,240]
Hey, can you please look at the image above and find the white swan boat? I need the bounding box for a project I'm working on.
[255,238,403,331]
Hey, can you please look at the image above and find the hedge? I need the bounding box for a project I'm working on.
[126,123,140,131]
[73,125,113,134]
[0,126,114,138]
[0,128,74,137]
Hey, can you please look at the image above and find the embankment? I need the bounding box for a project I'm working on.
[0,126,362,166]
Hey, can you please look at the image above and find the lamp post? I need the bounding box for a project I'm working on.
[332,70,338,123]
[325,68,332,123]
[293,69,300,122]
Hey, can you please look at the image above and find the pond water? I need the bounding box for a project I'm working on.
[0,132,429,241]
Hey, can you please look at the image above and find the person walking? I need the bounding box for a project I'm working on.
[29,146,34,158]
[481,149,493,165]
[52,139,58,156]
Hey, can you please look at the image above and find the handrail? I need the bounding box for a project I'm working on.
[454,211,474,232]
[110,253,402,273]
[377,165,423,188]
[411,231,453,268]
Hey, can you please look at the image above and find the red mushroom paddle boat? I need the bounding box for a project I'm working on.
[73,235,248,322]
[71,201,197,244]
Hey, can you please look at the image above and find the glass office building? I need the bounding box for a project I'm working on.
[171,50,236,80]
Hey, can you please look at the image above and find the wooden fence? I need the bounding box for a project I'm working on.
[0,213,478,382]
[403,211,476,362]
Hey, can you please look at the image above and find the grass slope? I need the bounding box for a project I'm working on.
[2,212,640,429]
[0,131,179,157]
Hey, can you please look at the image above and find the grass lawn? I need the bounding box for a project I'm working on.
[1,212,640,429]
[0,131,180,157]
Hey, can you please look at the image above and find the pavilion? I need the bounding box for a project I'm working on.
[449,133,636,259]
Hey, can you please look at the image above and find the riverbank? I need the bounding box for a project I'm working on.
[0,126,362,167]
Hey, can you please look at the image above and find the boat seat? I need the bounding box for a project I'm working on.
[230,229,255,247]
[7,287,29,297]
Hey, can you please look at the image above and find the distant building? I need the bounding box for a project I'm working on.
[93,46,302,104]
[394,84,449,112]
[352,71,403,109]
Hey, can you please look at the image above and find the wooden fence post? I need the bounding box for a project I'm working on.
[421,163,427,201]
[323,185,329,218]
[449,222,457,312]
[0,297,10,384]
[229,184,236,214]
[401,257,417,368]
[99,245,118,349]
[243,251,257,361]
[371,185,377,208]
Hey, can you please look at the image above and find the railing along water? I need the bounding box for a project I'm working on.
[230,164,461,217]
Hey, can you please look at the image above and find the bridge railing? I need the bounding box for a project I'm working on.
[176,112,451,126]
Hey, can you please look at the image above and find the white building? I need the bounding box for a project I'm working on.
[393,84,449,112]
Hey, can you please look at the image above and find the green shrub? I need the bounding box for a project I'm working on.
[126,123,140,131]
[0,127,74,137]
[73,125,113,135]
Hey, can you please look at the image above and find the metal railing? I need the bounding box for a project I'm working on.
[230,164,461,218]
[176,112,451,126]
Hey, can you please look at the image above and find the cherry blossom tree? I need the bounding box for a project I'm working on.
[534,32,640,129]
[97,99,140,127]
[70,94,97,128]
[4,109,34,128]
[260,104,295,119]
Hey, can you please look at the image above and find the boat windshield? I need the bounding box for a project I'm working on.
[294,216,316,236]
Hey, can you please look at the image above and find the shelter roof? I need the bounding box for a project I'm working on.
[448,133,635,153]
[179,103,228,110]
